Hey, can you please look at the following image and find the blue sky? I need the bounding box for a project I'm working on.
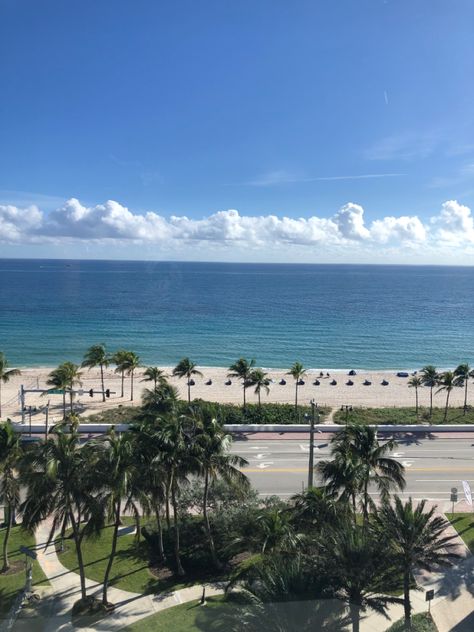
[1,0,474,262]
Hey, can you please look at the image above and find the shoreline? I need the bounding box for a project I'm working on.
[1,364,471,425]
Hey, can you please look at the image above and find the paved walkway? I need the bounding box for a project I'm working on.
[34,521,224,632]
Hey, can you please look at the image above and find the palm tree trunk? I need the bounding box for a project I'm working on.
[430,387,433,418]
[295,382,298,411]
[203,469,221,569]
[154,503,165,561]
[243,380,246,409]
[69,510,87,601]
[63,391,66,419]
[1,503,13,572]
[464,380,468,414]
[130,370,134,401]
[258,390,261,407]
[69,389,74,413]
[187,375,191,403]
[102,499,121,606]
[100,363,105,402]
[415,387,419,418]
[352,493,357,523]
[403,570,412,630]
[165,477,171,530]
[444,391,451,422]
[120,370,124,398]
[349,603,360,632]
[171,482,185,576]
[363,479,369,524]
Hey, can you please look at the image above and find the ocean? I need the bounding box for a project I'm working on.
[1,259,473,370]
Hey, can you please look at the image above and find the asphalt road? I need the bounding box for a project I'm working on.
[230,436,474,508]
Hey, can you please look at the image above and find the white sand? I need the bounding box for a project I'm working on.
[0,365,468,425]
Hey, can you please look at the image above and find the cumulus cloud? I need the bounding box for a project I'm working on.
[2,197,474,257]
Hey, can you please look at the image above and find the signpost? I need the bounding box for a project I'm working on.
[425,589,434,613]
[450,487,458,514]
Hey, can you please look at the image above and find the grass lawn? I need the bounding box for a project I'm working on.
[386,612,438,631]
[122,595,235,632]
[57,518,208,595]
[0,525,49,617]
[333,406,474,425]
[446,513,474,553]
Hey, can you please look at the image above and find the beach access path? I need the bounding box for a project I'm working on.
[3,365,470,424]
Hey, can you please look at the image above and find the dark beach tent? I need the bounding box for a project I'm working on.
[346,380,354,386]
[205,379,212,386]
[313,379,320,386]
[396,372,409,378]
[188,379,195,386]
[330,379,337,385]
[319,371,324,377]
[381,379,389,386]
[225,379,232,386]
[297,379,305,385]
[279,378,287,385]
[348,370,357,376]
[363,379,372,386]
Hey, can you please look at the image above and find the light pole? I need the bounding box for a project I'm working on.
[306,399,318,489]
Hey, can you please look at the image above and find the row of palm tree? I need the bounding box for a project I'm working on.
[408,363,474,420]
[0,412,459,630]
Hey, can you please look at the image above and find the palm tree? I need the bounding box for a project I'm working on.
[0,421,22,572]
[94,429,137,606]
[374,497,459,630]
[192,411,248,568]
[82,344,110,402]
[141,366,168,389]
[141,383,179,416]
[172,358,203,403]
[316,452,364,518]
[454,363,473,414]
[121,351,141,401]
[21,422,103,602]
[0,353,21,418]
[322,522,402,632]
[407,376,423,419]
[46,362,82,417]
[319,423,405,521]
[228,358,255,408]
[248,368,271,407]
[290,486,341,533]
[113,349,131,398]
[436,370,457,422]
[287,362,306,411]
[420,365,438,418]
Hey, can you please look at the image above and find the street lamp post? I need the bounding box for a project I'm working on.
[307,399,318,489]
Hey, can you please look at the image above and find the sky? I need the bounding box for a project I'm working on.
[1,0,474,263]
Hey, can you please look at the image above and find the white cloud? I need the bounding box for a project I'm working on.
[3,197,474,260]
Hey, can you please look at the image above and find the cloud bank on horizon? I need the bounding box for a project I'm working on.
[1,198,473,262]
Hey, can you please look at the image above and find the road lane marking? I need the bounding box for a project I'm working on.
[256,462,274,469]
[402,461,413,467]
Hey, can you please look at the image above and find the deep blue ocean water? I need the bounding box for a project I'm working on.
[1,259,473,369]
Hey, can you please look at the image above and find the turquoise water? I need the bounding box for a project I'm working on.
[1,259,473,369]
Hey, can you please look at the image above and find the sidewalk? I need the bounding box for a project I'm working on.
[34,521,224,632]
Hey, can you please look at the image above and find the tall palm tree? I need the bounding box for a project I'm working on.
[407,376,423,419]
[192,411,248,568]
[316,451,364,518]
[319,423,405,521]
[322,522,402,632]
[82,344,110,402]
[290,486,341,534]
[0,421,22,572]
[113,349,131,398]
[0,353,21,418]
[94,429,137,606]
[248,368,271,407]
[420,365,438,418]
[287,362,306,411]
[46,362,82,418]
[172,358,203,403]
[121,351,140,401]
[374,497,459,630]
[141,366,168,389]
[454,363,473,414]
[228,358,255,408]
[21,421,103,602]
[436,370,457,422]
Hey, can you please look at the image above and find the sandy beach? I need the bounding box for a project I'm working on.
[1,365,470,425]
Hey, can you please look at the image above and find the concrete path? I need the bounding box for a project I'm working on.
[34,521,224,632]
